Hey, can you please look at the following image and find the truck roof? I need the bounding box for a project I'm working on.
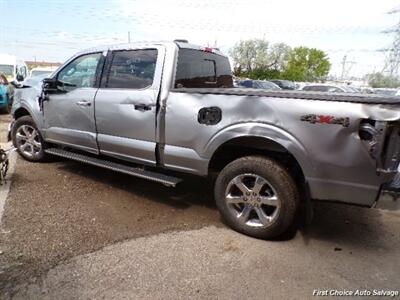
[75,41,227,58]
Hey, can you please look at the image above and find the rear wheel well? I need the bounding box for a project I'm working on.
[14,107,30,120]
[208,137,306,192]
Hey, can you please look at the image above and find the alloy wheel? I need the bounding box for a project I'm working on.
[15,125,42,158]
[225,173,280,227]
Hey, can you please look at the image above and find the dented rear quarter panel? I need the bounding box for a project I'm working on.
[164,90,400,206]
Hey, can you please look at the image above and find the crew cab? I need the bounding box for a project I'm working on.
[9,41,400,239]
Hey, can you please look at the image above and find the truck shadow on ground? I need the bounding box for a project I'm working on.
[298,202,394,249]
[57,160,393,249]
[58,160,217,210]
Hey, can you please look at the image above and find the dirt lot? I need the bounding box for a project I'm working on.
[0,114,399,299]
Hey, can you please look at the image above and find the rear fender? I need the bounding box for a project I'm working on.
[204,122,315,178]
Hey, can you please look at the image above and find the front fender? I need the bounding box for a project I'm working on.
[12,87,44,129]
[203,122,315,178]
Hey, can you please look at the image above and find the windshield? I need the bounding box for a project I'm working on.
[256,81,281,90]
[0,65,14,77]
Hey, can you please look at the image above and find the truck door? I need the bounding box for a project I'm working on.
[94,46,165,165]
[163,47,233,175]
[42,52,104,153]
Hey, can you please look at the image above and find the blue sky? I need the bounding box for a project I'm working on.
[0,0,399,77]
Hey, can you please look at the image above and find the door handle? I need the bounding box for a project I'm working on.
[76,100,92,107]
[134,104,152,111]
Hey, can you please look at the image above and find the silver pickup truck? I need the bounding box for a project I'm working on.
[9,41,400,239]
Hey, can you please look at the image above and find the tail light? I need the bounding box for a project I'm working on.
[359,120,400,173]
[203,47,214,53]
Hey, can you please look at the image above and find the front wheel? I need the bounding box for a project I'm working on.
[11,115,48,162]
[214,156,299,239]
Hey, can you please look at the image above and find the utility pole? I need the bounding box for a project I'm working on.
[128,31,131,43]
[340,55,356,80]
[340,55,347,79]
[382,6,400,76]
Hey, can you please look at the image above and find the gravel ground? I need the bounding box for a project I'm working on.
[0,158,221,293]
[0,114,399,299]
[9,214,400,299]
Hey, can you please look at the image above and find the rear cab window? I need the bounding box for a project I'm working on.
[174,48,233,88]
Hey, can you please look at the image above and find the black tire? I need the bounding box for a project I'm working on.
[11,115,48,162]
[214,156,299,239]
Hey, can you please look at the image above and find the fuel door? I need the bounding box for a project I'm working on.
[198,107,222,125]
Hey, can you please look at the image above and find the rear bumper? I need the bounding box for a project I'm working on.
[307,177,387,207]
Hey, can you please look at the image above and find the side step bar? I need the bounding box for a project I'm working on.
[44,148,182,187]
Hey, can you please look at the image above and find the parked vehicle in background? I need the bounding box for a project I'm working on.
[301,84,357,93]
[0,74,13,113]
[354,87,374,94]
[374,88,398,96]
[269,79,296,90]
[30,66,58,78]
[0,54,28,84]
[237,79,281,90]
[9,41,400,239]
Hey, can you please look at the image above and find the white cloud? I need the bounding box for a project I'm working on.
[115,0,400,77]
[3,0,398,77]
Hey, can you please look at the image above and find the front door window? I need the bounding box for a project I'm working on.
[57,53,102,92]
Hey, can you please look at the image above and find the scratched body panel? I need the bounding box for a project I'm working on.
[164,90,400,205]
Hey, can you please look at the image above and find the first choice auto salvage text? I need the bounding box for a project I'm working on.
[312,289,399,297]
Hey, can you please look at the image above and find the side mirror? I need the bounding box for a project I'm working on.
[39,78,57,108]
[42,78,58,94]
[16,74,24,82]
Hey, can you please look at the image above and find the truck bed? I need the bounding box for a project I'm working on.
[172,88,400,105]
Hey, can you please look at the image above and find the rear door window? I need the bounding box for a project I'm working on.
[174,49,233,88]
[106,49,158,89]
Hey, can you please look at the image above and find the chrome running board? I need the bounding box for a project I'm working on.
[45,148,182,187]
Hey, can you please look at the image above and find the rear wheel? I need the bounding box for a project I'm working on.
[214,156,299,239]
[12,116,48,162]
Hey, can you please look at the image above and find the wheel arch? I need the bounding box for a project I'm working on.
[13,102,43,128]
[13,106,31,120]
[205,123,315,180]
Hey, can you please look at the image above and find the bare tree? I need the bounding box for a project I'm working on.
[229,39,290,74]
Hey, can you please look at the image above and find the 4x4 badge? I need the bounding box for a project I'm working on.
[301,114,350,127]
